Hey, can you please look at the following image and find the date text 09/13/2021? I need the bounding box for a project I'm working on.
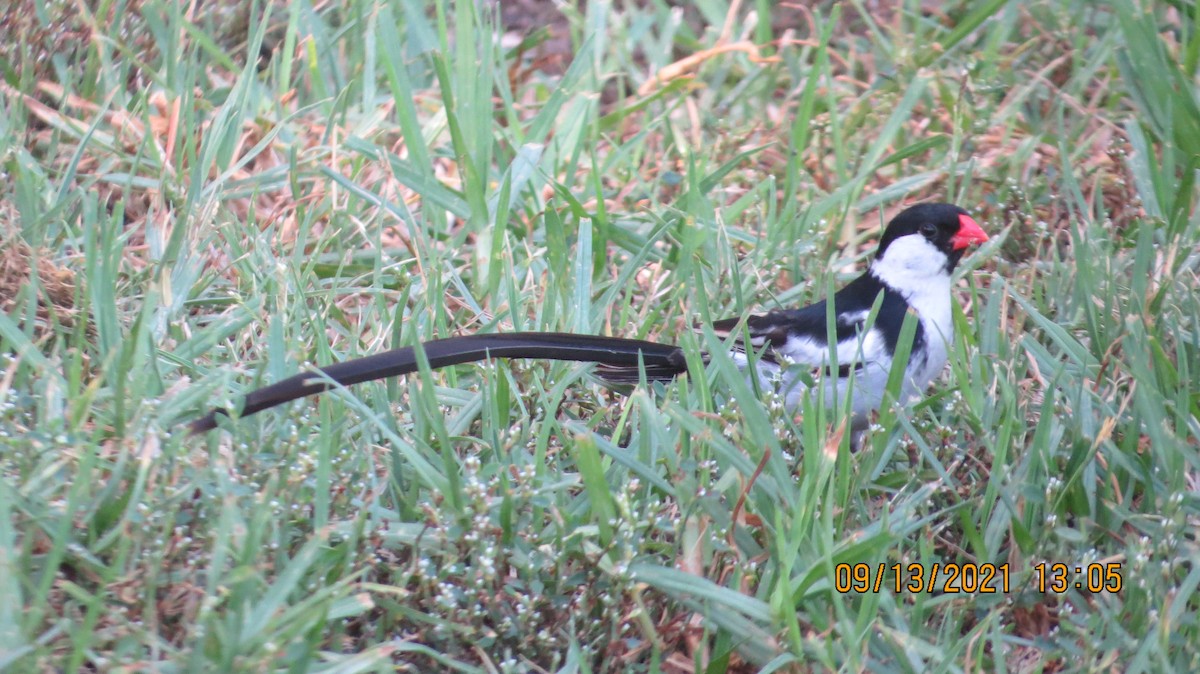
[833,562,1124,594]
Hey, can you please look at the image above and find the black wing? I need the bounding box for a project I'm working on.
[703,273,914,376]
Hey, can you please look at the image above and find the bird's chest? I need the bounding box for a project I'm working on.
[908,289,954,385]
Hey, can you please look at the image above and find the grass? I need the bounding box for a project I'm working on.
[1,0,1198,671]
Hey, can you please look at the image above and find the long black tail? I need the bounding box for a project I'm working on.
[188,332,688,434]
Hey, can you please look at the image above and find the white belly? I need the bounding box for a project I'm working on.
[736,311,952,422]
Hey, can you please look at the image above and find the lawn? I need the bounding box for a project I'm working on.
[2,0,1198,671]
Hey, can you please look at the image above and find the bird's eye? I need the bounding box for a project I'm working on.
[919,223,938,238]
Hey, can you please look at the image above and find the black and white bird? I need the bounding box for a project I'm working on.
[188,203,988,435]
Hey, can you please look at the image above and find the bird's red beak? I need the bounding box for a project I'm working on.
[951,214,989,250]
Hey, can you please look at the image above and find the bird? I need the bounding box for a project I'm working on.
[187,203,988,436]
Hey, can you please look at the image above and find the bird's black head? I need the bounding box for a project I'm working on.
[876,203,988,273]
